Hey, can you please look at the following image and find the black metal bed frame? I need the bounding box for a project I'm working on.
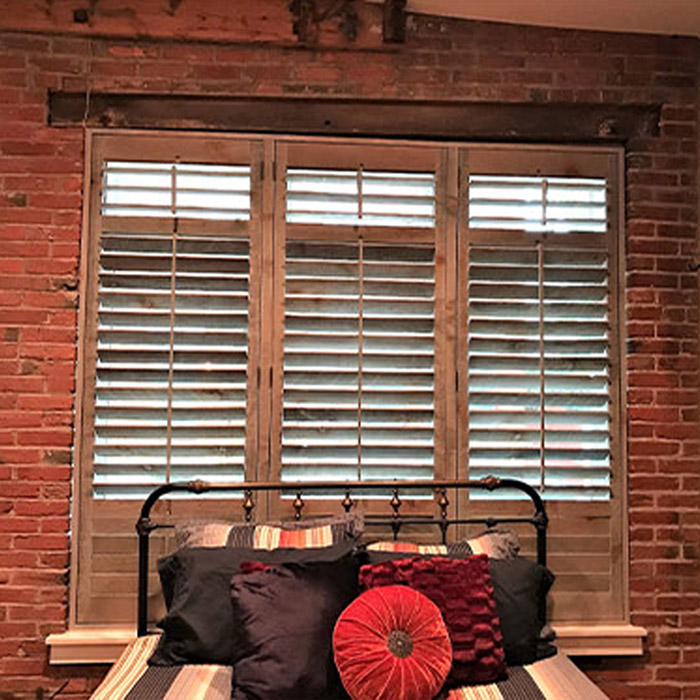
[136,476,548,637]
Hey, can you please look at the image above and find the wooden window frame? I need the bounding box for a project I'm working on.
[70,130,628,632]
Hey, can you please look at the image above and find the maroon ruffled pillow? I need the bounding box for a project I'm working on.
[360,555,506,685]
[333,585,452,700]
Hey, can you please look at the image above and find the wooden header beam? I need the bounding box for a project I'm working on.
[49,92,660,142]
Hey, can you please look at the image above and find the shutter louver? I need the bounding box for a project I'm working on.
[469,175,607,233]
[282,240,436,484]
[286,168,436,228]
[467,246,611,500]
[102,161,251,220]
[93,232,250,498]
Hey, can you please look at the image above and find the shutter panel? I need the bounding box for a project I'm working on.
[282,240,436,483]
[462,153,623,623]
[78,141,259,624]
[467,245,611,500]
[93,158,253,498]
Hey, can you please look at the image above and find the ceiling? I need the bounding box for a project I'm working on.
[368,0,700,39]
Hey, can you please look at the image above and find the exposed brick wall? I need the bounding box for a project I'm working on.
[0,5,698,699]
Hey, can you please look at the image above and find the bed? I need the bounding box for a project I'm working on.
[90,477,611,700]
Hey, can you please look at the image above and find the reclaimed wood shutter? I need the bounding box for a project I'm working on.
[459,147,624,622]
[76,135,262,623]
[270,142,449,504]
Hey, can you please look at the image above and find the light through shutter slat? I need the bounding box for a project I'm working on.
[286,168,436,228]
[282,241,435,484]
[469,175,607,233]
[467,245,611,501]
[93,231,249,498]
[102,161,251,221]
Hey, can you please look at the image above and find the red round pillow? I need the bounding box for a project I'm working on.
[333,585,452,700]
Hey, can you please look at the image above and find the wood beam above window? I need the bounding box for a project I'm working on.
[49,92,660,143]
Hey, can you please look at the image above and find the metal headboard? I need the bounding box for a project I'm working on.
[135,477,548,636]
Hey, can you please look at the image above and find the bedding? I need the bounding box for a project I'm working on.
[105,477,608,700]
[90,635,610,700]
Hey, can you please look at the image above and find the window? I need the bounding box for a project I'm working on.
[73,135,624,627]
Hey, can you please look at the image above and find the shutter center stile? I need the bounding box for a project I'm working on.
[537,240,546,494]
[165,162,179,507]
[357,236,364,481]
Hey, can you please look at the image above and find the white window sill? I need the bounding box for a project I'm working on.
[47,623,646,665]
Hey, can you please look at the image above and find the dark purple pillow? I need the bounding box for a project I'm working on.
[230,554,360,699]
[360,555,506,685]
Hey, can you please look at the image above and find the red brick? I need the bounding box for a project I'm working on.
[0,8,695,699]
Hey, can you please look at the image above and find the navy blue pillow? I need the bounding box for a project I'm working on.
[488,557,555,665]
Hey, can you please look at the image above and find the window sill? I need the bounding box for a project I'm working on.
[553,623,646,656]
[47,627,137,664]
[47,623,646,665]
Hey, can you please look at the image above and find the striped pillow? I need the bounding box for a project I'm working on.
[174,520,255,549]
[363,529,521,560]
[366,541,448,555]
[457,529,521,559]
[175,512,363,551]
[253,523,334,550]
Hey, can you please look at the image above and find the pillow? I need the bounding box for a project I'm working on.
[361,543,470,567]
[366,541,448,555]
[363,527,520,561]
[360,555,506,685]
[175,512,363,550]
[149,540,355,666]
[333,585,452,700]
[488,557,555,665]
[174,520,255,549]
[451,528,521,559]
[230,554,360,700]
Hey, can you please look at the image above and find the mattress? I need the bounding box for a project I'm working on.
[91,634,610,700]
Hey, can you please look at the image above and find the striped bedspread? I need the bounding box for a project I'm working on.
[91,634,609,700]
[91,636,231,700]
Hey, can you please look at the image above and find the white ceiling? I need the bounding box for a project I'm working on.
[369,0,700,39]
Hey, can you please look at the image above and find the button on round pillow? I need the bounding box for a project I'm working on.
[333,585,452,700]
